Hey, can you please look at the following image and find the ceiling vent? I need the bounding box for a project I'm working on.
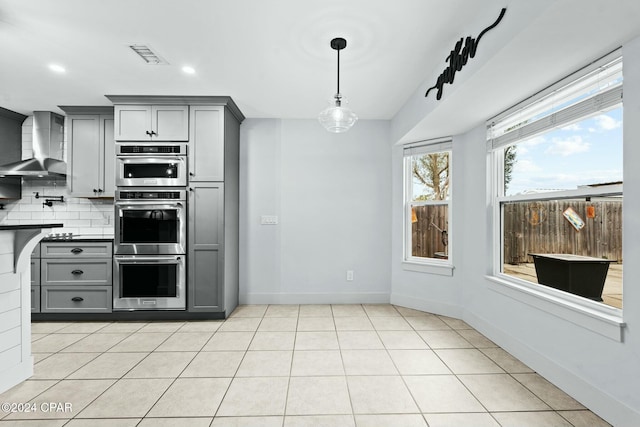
[128,44,169,65]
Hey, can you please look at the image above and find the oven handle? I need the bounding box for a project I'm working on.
[115,202,185,211]
[114,255,184,264]
[116,156,186,162]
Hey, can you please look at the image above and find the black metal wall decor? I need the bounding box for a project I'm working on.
[425,8,506,101]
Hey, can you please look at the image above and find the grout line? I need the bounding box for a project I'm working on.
[333,304,357,426]
[367,305,425,417]
[23,306,607,426]
[281,309,300,424]
[211,308,264,419]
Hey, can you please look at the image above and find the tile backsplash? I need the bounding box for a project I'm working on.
[0,178,114,235]
[0,115,113,235]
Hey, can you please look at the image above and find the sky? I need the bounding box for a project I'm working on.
[506,106,623,196]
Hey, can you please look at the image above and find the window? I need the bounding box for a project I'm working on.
[488,51,623,310]
[404,139,452,267]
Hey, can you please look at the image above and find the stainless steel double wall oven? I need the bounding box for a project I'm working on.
[113,143,187,310]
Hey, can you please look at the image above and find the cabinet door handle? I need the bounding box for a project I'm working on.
[145,130,152,136]
[150,130,157,136]
[189,172,194,176]
[93,189,98,193]
[71,269,84,275]
[70,248,83,254]
[71,297,84,302]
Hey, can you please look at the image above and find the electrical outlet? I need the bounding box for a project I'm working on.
[346,270,354,281]
[261,215,279,225]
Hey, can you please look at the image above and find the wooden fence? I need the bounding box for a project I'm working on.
[411,205,448,258]
[503,200,622,264]
[412,201,623,263]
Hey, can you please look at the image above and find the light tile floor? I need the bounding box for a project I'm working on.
[0,304,612,427]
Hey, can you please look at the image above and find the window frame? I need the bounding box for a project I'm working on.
[403,138,454,275]
[486,49,625,339]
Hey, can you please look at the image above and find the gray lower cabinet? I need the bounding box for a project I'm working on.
[31,286,40,313]
[41,259,112,286]
[30,258,40,286]
[41,286,112,313]
[188,183,224,312]
[31,243,40,313]
[39,241,113,313]
[41,242,112,258]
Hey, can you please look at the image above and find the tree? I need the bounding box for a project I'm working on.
[412,152,449,200]
[411,147,516,198]
[504,145,516,191]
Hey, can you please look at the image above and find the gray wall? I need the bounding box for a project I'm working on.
[239,118,392,304]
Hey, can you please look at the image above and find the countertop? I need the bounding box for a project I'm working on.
[42,233,114,242]
[0,223,63,231]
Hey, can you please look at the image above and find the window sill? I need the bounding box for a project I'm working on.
[402,261,454,276]
[486,274,625,341]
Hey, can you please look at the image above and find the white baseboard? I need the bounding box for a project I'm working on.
[390,292,463,318]
[240,292,389,305]
[465,311,640,427]
[0,356,33,395]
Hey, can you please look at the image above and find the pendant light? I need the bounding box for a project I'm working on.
[318,37,358,133]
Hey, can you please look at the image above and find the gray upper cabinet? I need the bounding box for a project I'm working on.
[107,95,244,318]
[189,105,224,181]
[114,105,188,141]
[61,106,115,198]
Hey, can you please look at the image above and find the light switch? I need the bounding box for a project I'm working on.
[261,215,279,225]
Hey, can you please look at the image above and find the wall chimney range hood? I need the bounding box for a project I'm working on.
[0,111,66,178]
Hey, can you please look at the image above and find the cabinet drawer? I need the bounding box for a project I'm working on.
[41,286,112,313]
[41,258,112,286]
[31,286,40,313]
[41,242,113,258]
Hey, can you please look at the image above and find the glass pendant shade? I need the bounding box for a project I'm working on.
[318,94,358,133]
[319,37,357,133]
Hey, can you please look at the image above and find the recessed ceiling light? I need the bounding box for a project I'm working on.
[182,66,196,74]
[48,64,66,73]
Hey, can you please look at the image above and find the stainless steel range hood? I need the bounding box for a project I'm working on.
[0,111,66,178]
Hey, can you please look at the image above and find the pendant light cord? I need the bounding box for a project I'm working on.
[337,48,340,95]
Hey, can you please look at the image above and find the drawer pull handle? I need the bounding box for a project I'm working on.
[70,248,83,254]
[71,297,84,302]
[71,269,84,275]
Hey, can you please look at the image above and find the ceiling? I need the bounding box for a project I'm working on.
[1,0,640,140]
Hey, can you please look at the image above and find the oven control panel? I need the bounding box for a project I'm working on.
[116,189,186,201]
[116,143,188,155]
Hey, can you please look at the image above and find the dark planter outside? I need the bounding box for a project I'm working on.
[529,253,615,301]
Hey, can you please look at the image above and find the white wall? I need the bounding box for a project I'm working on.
[239,119,391,304]
[389,36,640,427]
[389,137,463,317]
